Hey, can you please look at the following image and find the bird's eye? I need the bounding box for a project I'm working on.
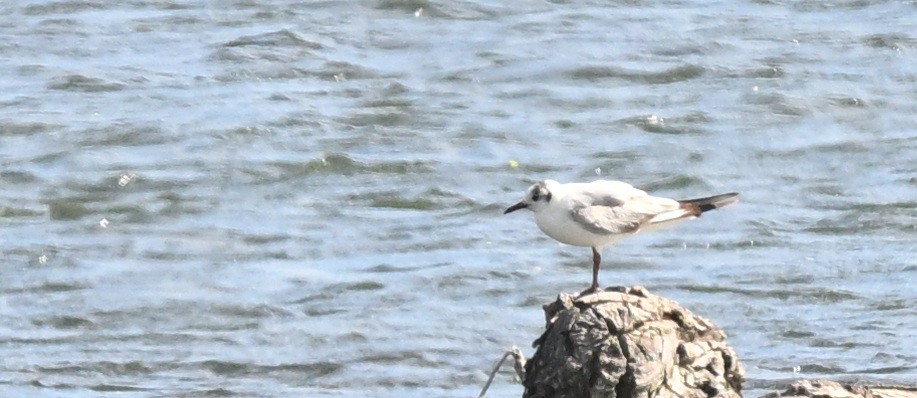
[531,191,541,201]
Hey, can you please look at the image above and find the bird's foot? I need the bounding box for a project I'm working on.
[576,284,602,298]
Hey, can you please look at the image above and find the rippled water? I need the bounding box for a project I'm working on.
[1,1,915,397]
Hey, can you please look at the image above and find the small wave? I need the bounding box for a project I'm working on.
[222,29,323,49]
[32,315,94,330]
[210,304,293,319]
[568,64,705,84]
[89,384,148,392]
[614,112,712,135]
[2,282,87,294]
[38,360,152,376]
[241,154,433,185]
[197,360,342,378]
[347,187,477,212]
[863,34,911,50]
[743,92,811,117]
[0,205,43,218]
[0,121,60,136]
[758,363,845,374]
[47,74,125,92]
[23,2,108,15]
[677,284,860,303]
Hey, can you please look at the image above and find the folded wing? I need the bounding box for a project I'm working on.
[569,180,682,235]
[567,180,739,236]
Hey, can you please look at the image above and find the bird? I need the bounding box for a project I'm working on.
[504,179,738,294]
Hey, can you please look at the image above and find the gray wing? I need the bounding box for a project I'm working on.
[585,193,624,208]
[571,205,650,235]
[569,180,677,235]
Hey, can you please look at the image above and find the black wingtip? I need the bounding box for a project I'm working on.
[679,192,739,215]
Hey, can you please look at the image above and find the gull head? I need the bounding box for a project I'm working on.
[504,180,557,214]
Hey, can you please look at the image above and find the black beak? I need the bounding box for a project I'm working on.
[504,202,528,214]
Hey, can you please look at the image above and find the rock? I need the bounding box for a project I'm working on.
[522,286,744,398]
[762,380,917,398]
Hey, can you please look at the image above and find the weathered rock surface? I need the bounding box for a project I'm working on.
[762,380,917,398]
[523,286,744,398]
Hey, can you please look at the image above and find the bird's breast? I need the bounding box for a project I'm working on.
[534,208,622,248]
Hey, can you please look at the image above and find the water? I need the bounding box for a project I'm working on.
[1,1,915,397]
